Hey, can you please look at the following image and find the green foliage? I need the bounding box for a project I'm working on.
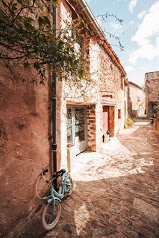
[0,0,124,85]
[124,117,134,128]
[0,0,87,83]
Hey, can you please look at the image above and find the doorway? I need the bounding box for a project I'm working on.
[103,106,109,135]
[67,106,87,155]
[102,106,115,140]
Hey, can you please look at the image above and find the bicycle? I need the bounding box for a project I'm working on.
[36,168,73,230]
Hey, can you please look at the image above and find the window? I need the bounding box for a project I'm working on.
[118,109,121,119]
[67,107,86,144]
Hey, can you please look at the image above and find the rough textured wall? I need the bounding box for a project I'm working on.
[0,62,50,237]
[98,46,125,135]
[146,78,159,102]
[128,83,145,117]
[157,112,159,133]
[124,82,128,120]
[145,71,159,117]
[87,105,96,151]
[60,36,125,165]
[145,71,159,101]
[57,0,126,167]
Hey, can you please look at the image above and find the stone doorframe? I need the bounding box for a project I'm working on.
[87,104,96,152]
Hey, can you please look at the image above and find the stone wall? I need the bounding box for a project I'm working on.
[124,79,129,120]
[145,71,159,118]
[57,22,126,168]
[0,62,50,237]
[128,82,145,117]
[98,50,125,136]
[157,112,159,133]
[153,111,159,133]
[87,105,96,151]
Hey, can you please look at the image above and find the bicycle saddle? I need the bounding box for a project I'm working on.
[52,169,66,178]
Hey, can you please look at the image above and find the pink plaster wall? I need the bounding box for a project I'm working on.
[0,62,50,237]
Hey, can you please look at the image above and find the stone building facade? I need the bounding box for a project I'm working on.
[128,81,145,117]
[57,0,127,170]
[124,78,129,120]
[0,0,127,237]
[145,71,159,118]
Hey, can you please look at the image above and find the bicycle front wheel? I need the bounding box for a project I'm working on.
[42,200,61,231]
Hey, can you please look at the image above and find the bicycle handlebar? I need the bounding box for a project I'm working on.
[41,168,66,184]
[52,169,66,178]
[42,168,48,175]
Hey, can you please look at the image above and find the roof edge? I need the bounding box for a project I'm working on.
[67,0,127,77]
[129,81,143,90]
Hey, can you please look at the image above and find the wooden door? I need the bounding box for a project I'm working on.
[103,106,109,134]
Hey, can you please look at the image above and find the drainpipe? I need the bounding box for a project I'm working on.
[51,5,57,186]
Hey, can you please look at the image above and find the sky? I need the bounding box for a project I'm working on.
[85,0,159,87]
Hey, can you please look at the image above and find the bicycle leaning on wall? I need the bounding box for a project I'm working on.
[36,168,73,230]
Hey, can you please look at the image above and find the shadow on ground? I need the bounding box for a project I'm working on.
[18,165,159,237]
[16,121,159,238]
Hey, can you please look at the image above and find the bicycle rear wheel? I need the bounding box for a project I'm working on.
[42,200,61,230]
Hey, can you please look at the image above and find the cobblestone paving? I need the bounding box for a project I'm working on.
[44,119,159,238]
[20,119,159,238]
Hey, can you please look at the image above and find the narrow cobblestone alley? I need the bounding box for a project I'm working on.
[19,119,159,238]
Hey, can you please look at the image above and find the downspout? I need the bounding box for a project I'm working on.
[51,5,57,186]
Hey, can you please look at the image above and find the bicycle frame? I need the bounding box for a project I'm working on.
[37,168,73,230]
[47,172,71,205]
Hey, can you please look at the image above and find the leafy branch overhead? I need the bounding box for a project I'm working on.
[0,0,86,83]
[0,0,124,83]
[95,13,124,51]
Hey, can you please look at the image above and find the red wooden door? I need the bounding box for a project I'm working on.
[103,106,109,134]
